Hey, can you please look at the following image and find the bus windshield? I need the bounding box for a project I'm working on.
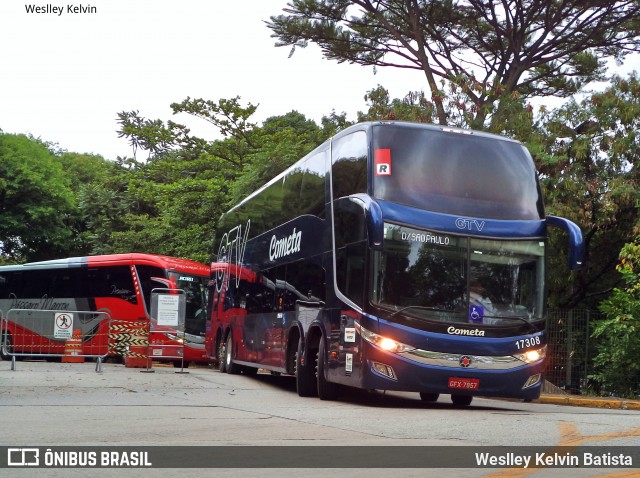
[168,272,207,338]
[372,124,543,220]
[371,224,545,326]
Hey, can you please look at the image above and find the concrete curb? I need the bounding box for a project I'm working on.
[538,394,640,410]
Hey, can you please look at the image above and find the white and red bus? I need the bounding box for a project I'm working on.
[0,253,209,366]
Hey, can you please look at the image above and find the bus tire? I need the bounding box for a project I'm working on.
[317,337,338,401]
[242,366,258,376]
[217,336,227,373]
[451,394,473,406]
[296,337,317,397]
[420,392,439,402]
[225,333,241,375]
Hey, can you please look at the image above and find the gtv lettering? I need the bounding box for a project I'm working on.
[455,218,486,231]
[215,220,250,292]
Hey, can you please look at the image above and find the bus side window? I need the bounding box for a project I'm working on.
[285,259,325,306]
[300,151,327,219]
[334,197,367,307]
[134,265,165,313]
[331,131,368,200]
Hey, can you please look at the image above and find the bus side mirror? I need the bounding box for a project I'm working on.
[152,277,180,293]
[347,194,384,250]
[546,216,585,270]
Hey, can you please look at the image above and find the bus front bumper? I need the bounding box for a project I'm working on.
[358,341,546,400]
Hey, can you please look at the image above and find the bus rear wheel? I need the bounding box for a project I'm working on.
[242,365,258,376]
[451,394,473,406]
[217,336,227,373]
[295,337,317,397]
[225,333,240,375]
[317,338,338,401]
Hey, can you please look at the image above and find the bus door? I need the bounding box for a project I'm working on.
[248,266,285,368]
[338,309,360,379]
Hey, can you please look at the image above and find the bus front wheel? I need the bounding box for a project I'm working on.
[420,392,439,402]
[451,394,473,406]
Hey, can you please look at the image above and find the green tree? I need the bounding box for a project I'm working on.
[0,134,75,261]
[114,97,262,262]
[591,237,640,398]
[532,73,640,308]
[58,152,123,256]
[107,152,228,263]
[115,99,345,262]
[357,85,435,123]
[229,110,336,202]
[269,0,640,128]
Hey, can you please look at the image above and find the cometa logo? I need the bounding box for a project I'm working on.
[447,326,485,337]
[269,228,302,261]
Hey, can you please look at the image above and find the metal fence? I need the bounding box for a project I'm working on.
[545,309,603,394]
[1,308,112,371]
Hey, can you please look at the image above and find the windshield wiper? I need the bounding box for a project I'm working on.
[389,305,455,318]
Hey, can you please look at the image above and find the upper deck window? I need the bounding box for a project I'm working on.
[372,125,543,220]
[331,131,367,200]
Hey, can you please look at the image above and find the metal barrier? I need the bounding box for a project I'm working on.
[108,319,190,373]
[109,319,152,370]
[149,327,189,372]
[148,288,190,374]
[1,308,111,372]
[546,308,603,394]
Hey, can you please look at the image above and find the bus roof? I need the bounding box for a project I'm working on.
[223,121,522,217]
[0,253,209,275]
[333,121,522,143]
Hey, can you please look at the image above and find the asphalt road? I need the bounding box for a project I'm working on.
[1,360,638,478]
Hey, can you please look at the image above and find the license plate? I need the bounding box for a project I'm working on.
[448,377,480,390]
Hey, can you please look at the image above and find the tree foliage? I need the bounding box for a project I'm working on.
[269,0,640,128]
[0,134,75,261]
[113,99,346,263]
[531,74,640,308]
[592,237,640,398]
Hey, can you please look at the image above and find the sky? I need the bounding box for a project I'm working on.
[0,0,428,161]
[1,1,638,161]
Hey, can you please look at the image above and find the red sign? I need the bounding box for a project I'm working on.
[375,148,392,176]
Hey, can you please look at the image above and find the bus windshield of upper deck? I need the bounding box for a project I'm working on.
[371,225,545,326]
[372,125,543,220]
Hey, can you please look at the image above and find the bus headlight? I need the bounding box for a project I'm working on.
[166,333,184,344]
[357,323,416,354]
[513,346,546,364]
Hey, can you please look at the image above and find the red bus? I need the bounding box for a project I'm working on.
[206,262,323,374]
[0,253,209,366]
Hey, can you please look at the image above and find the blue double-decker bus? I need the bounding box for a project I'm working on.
[206,121,583,405]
